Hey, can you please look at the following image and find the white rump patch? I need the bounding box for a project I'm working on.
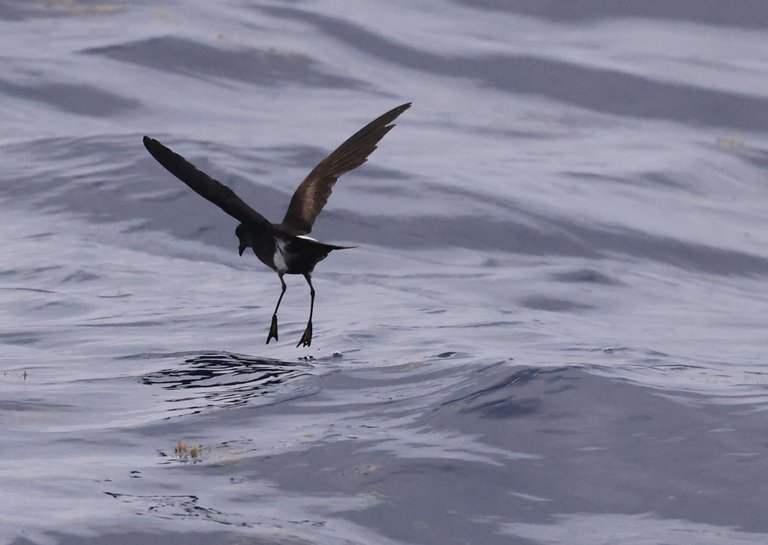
[297,235,318,242]
[274,240,288,273]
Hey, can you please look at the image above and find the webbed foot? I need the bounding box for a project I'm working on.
[266,315,279,344]
[296,322,313,347]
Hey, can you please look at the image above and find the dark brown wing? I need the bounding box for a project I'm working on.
[279,102,411,235]
[143,136,271,229]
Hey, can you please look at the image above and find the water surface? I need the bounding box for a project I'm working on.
[2,1,768,544]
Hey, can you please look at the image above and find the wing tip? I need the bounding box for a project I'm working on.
[143,135,160,153]
[386,102,412,127]
[394,102,412,116]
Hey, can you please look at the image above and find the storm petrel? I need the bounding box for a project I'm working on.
[143,102,411,347]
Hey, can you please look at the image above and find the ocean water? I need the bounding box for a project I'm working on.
[2,1,768,544]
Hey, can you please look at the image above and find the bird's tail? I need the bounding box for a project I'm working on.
[294,237,356,260]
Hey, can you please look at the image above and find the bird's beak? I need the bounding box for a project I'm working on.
[238,245,245,256]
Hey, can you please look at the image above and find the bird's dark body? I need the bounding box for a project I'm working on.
[236,222,348,275]
[272,236,347,275]
[143,102,410,346]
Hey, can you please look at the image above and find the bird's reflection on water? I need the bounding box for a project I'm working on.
[141,351,315,413]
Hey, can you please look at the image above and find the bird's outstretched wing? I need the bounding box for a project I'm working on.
[143,136,271,229]
[279,102,411,235]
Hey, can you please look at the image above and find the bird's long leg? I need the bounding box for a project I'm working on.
[297,273,315,347]
[267,273,286,344]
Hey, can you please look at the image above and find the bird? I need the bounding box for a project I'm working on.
[143,102,411,347]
